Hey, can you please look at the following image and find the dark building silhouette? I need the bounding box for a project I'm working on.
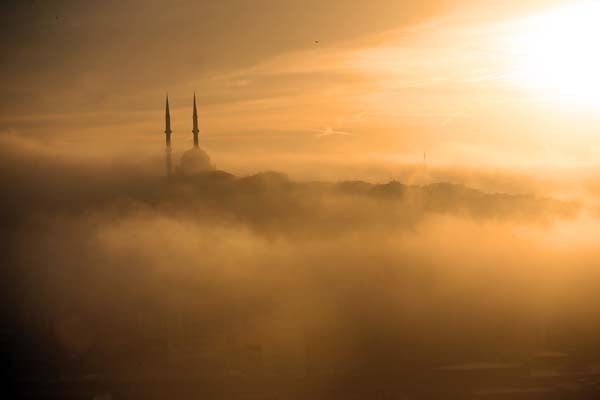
[192,92,200,147]
[165,93,214,176]
[164,95,173,177]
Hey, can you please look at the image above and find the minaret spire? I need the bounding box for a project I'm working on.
[165,95,173,139]
[164,94,173,177]
[192,92,199,147]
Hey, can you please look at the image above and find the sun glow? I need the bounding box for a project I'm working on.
[509,1,600,108]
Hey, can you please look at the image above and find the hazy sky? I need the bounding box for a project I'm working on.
[6,4,600,388]
[5,0,599,178]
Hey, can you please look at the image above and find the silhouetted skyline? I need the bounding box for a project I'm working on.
[164,94,215,177]
[4,1,600,399]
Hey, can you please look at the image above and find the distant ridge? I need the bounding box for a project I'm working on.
[165,171,580,221]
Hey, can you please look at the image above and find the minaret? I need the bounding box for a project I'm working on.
[192,92,199,147]
[164,95,173,177]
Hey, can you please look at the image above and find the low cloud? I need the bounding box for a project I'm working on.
[2,133,600,397]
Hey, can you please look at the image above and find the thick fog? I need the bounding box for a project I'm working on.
[2,133,600,398]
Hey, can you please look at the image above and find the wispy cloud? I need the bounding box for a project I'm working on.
[310,127,354,138]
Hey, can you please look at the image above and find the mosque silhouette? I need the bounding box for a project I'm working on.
[164,93,215,177]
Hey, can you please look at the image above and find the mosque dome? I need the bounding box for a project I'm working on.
[179,147,214,176]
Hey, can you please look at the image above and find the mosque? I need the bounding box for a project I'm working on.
[164,94,215,176]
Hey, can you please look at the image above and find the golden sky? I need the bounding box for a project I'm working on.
[6,4,600,385]
[4,0,600,179]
